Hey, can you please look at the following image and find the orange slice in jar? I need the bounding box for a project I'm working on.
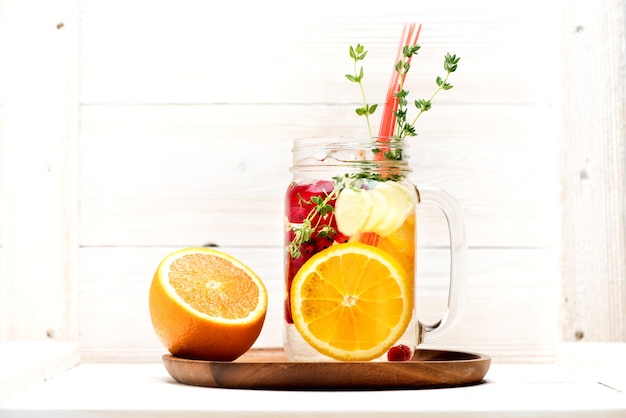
[290,242,412,361]
[375,214,416,277]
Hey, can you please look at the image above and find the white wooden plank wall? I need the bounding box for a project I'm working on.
[560,1,626,342]
[76,0,560,363]
[0,0,79,342]
[0,0,584,363]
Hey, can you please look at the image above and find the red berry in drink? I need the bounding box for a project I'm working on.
[285,180,339,324]
[315,235,334,251]
[289,206,308,223]
[301,241,316,257]
[387,344,412,361]
[334,233,350,244]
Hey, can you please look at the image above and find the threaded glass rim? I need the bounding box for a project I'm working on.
[290,137,410,175]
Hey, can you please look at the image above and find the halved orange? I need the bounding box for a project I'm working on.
[149,247,268,361]
[290,242,412,361]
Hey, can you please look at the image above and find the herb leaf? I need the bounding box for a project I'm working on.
[346,40,460,144]
[346,44,377,137]
[409,53,461,128]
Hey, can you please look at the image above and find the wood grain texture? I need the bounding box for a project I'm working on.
[161,348,491,390]
[78,0,554,105]
[0,0,79,341]
[78,247,558,363]
[74,0,560,360]
[560,0,626,342]
[79,104,557,249]
[10,0,623,363]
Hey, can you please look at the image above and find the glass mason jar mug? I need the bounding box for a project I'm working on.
[284,137,466,362]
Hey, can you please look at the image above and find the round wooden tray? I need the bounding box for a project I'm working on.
[162,348,491,390]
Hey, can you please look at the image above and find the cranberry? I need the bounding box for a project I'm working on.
[387,344,412,361]
[334,233,350,244]
[300,242,316,257]
[314,235,334,251]
[288,207,308,223]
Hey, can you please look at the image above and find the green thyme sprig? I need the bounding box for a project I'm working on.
[346,44,460,144]
[408,53,461,134]
[393,45,421,140]
[345,44,378,138]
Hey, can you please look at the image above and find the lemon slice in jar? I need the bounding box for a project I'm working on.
[334,187,372,237]
[373,182,415,237]
[361,188,388,232]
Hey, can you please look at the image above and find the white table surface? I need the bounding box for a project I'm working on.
[1,359,626,418]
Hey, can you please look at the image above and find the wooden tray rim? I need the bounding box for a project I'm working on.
[162,348,492,390]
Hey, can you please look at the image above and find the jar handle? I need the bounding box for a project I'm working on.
[415,186,467,343]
